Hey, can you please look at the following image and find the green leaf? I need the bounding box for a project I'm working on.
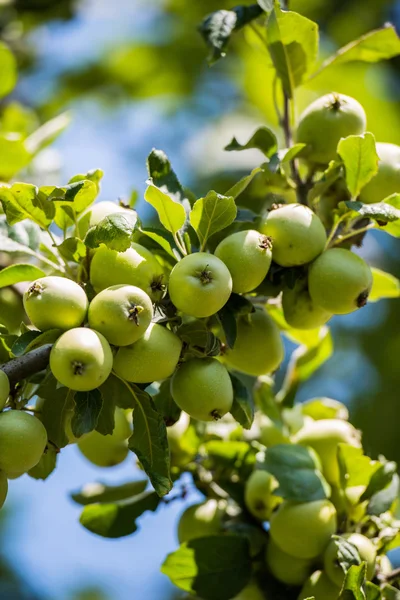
[337,133,379,198]
[37,375,72,449]
[145,183,186,235]
[365,582,381,600]
[334,536,362,577]
[139,227,178,260]
[279,143,308,163]
[338,563,366,600]
[161,536,252,600]
[84,211,139,252]
[360,460,397,502]
[71,480,148,506]
[378,194,400,237]
[79,490,160,538]
[57,237,87,263]
[153,380,182,426]
[224,166,263,200]
[225,127,278,158]
[69,169,104,194]
[47,180,98,230]
[96,384,116,436]
[367,473,399,516]
[277,327,333,407]
[266,3,319,97]
[25,113,71,155]
[71,389,103,438]
[23,329,62,354]
[0,215,41,251]
[11,331,43,357]
[147,149,187,204]
[337,445,380,491]
[0,42,17,99]
[263,444,330,502]
[28,448,58,481]
[229,374,254,430]
[369,268,400,302]
[308,161,342,202]
[345,199,400,227]
[0,183,54,228]
[217,294,255,349]
[190,190,236,251]
[0,135,31,181]
[312,25,400,80]
[0,264,45,289]
[199,5,263,64]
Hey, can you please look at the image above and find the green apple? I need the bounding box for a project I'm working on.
[77,407,131,467]
[224,306,284,376]
[324,533,376,586]
[244,470,281,521]
[270,499,337,559]
[177,499,222,544]
[50,327,113,391]
[23,276,88,331]
[0,371,10,411]
[360,142,400,204]
[0,410,47,476]
[298,570,341,600]
[259,204,326,267]
[113,322,182,383]
[293,418,361,485]
[233,581,265,600]
[377,554,392,577]
[90,243,166,302]
[0,471,7,508]
[282,279,332,330]
[0,287,26,333]
[266,538,313,586]
[169,252,232,318]
[259,414,289,447]
[78,201,131,238]
[308,248,373,314]
[214,230,272,293]
[171,358,233,421]
[295,92,366,165]
[88,284,153,346]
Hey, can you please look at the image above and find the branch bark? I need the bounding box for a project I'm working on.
[1,344,52,387]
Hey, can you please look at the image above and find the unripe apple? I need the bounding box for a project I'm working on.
[50,328,113,391]
[0,471,8,508]
[295,93,367,165]
[0,410,47,476]
[266,538,313,586]
[233,581,265,600]
[77,407,131,467]
[324,533,376,586]
[23,276,88,331]
[167,411,190,454]
[88,285,153,346]
[214,230,272,293]
[259,204,326,267]
[259,414,289,447]
[90,243,165,302]
[308,248,373,314]
[177,499,222,544]
[282,279,332,330]
[298,570,341,600]
[113,322,182,383]
[244,470,281,521]
[270,499,337,559]
[0,371,10,411]
[377,554,392,577]
[360,142,400,204]
[171,358,233,422]
[224,307,284,376]
[169,252,232,318]
[293,418,361,485]
[77,201,131,238]
[0,287,26,333]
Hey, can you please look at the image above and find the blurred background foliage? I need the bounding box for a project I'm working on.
[0,0,399,598]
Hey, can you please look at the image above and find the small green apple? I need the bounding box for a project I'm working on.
[233,581,265,600]
[171,358,233,422]
[259,414,289,447]
[0,371,10,411]
[224,306,284,377]
[88,284,153,346]
[169,252,232,318]
[295,92,366,165]
[113,322,182,383]
[266,538,313,586]
[90,243,166,302]
[259,204,327,267]
[324,533,376,586]
[293,418,361,485]
[360,142,400,204]
[0,287,26,333]
[50,328,113,391]
[244,470,281,521]
[215,230,272,293]
[0,410,47,476]
[23,276,88,331]
[177,499,222,544]
[270,499,337,559]
[308,248,372,314]
[77,407,131,467]
[282,279,332,330]
[298,570,341,600]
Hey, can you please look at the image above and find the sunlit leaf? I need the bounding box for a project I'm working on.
[337,133,379,198]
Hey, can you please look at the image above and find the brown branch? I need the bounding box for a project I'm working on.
[1,344,52,387]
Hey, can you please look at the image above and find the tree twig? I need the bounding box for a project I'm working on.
[1,344,52,387]
[281,91,307,205]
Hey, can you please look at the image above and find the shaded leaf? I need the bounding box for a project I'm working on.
[28,447,58,481]
[190,191,236,250]
[71,479,148,506]
[229,373,254,430]
[225,166,263,200]
[0,42,17,99]
[84,211,139,252]
[153,380,181,427]
[338,563,366,600]
[225,127,277,158]
[338,133,379,198]
[345,199,400,226]
[139,227,177,260]
[147,149,186,204]
[71,389,103,438]
[23,329,62,354]
[96,382,116,436]
[57,237,87,263]
[367,473,400,516]
[145,183,186,235]
[217,294,255,349]
[11,331,43,357]
[37,375,72,449]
